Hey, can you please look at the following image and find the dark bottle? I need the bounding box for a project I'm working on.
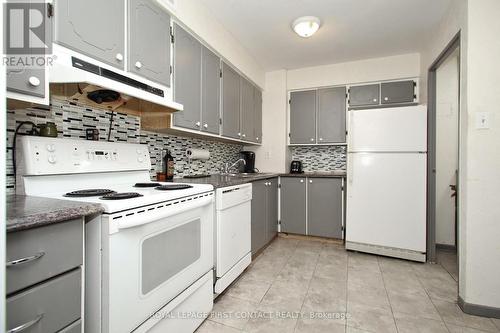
[163,150,174,181]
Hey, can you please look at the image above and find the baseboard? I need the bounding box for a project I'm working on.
[458,296,500,319]
[436,243,457,251]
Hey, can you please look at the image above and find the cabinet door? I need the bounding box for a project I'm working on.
[240,78,255,142]
[266,178,279,242]
[254,88,263,143]
[221,62,241,139]
[280,177,306,235]
[128,0,171,86]
[7,68,45,98]
[290,90,316,144]
[172,23,202,130]
[251,180,268,254]
[307,178,343,239]
[317,87,346,143]
[54,0,125,69]
[201,46,220,134]
[348,84,380,108]
[381,80,415,104]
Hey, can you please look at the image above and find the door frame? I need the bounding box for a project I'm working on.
[427,31,461,263]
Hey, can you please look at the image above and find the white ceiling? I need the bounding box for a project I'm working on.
[198,0,452,71]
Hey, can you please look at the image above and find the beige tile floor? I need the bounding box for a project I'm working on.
[197,236,500,333]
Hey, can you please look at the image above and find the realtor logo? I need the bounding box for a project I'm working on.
[4,2,51,55]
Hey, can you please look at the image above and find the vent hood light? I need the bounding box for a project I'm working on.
[292,16,321,38]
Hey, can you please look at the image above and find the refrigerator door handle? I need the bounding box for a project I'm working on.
[348,154,353,185]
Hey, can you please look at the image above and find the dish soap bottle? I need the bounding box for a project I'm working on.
[164,150,174,181]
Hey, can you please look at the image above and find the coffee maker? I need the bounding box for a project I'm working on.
[240,151,257,173]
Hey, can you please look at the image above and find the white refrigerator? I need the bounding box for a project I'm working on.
[346,105,427,262]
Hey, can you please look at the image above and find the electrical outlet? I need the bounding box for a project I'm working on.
[475,112,491,129]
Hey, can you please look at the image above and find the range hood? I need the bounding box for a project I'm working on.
[49,44,183,112]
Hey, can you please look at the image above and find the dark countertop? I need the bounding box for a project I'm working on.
[174,171,346,189]
[174,173,280,189]
[7,195,104,233]
[280,171,347,178]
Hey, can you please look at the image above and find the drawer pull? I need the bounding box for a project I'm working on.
[7,252,45,267]
[7,314,43,333]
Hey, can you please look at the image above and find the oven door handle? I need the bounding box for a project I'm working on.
[114,195,213,231]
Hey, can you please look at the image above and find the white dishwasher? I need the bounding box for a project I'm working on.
[214,183,252,294]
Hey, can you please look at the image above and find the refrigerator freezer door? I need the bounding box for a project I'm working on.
[346,152,426,252]
[348,106,427,152]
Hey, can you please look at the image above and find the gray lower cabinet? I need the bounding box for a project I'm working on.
[201,46,221,134]
[54,0,125,69]
[280,177,307,234]
[381,80,416,104]
[128,0,171,86]
[289,90,316,144]
[173,23,202,130]
[251,178,278,254]
[240,78,255,142]
[222,62,241,139]
[348,84,380,108]
[254,88,263,143]
[317,87,346,143]
[6,219,83,333]
[307,178,343,238]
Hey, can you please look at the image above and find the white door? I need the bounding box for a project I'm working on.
[107,196,214,333]
[346,153,426,252]
[348,106,427,152]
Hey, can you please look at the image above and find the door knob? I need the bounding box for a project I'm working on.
[115,53,124,61]
[28,76,40,87]
[135,61,142,69]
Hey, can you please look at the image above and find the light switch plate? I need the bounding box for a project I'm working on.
[475,112,491,129]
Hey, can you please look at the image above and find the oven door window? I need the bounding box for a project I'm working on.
[141,218,201,295]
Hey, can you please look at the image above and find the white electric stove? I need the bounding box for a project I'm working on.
[16,136,215,333]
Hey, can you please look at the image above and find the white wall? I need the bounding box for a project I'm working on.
[244,70,289,173]
[461,0,500,309]
[169,0,265,88]
[435,50,459,246]
[287,53,421,90]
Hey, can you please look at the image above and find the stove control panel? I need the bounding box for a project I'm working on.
[17,136,151,175]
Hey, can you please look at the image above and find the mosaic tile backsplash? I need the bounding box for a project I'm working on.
[290,145,347,172]
[6,99,242,192]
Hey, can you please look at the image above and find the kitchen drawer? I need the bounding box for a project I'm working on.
[59,320,82,333]
[7,269,82,333]
[7,219,83,295]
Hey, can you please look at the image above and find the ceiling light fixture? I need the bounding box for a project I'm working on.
[292,16,321,38]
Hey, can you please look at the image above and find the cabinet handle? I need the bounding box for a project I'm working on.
[242,134,246,138]
[309,180,312,183]
[28,76,40,87]
[6,252,45,267]
[203,123,208,128]
[319,138,323,141]
[238,132,241,137]
[115,53,124,61]
[300,179,304,183]
[135,61,142,69]
[7,314,43,333]
[384,97,389,101]
[310,138,314,142]
[373,98,378,102]
[195,121,201,127]
[256,137,259,141]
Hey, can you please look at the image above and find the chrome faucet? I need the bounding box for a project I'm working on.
[221,159,246,174]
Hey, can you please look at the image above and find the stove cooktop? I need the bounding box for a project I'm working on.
[155,184,193,191]
[100,192,144,200]
[134,182,161,188]
[65,189,116,197]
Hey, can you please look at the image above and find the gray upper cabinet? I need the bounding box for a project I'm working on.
[381,80,415,104]
[54,0,125,69]
[173,23,202,130]
[254,88,263,143]
[280,177,307,234]
[7,68,45,98]
[317,87,346,143]
[307,178,343,239]
[128,0,171,86]
[290,90,316,144]
[240,78,255,142]
[222,62,241,139]
[348,84,380,108]
[201,46,221,134]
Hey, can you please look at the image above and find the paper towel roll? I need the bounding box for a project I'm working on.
[186,148,210,160]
